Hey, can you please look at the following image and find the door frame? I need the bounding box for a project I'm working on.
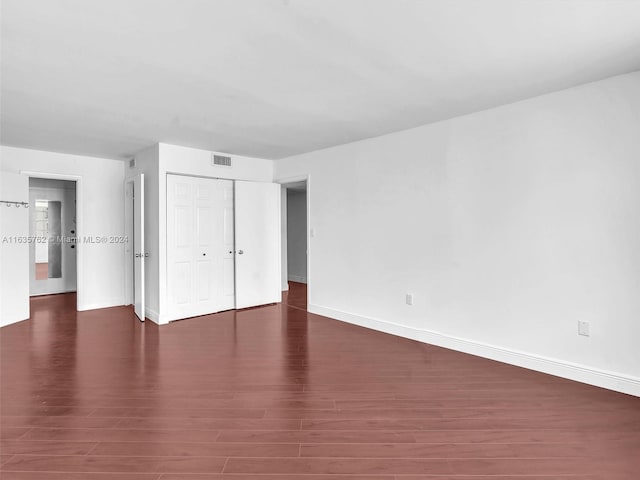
[20,171,83,311]
[277,175,311,304]
[124,175,146,321]
[28,180,77,296]
[124,180,134,306]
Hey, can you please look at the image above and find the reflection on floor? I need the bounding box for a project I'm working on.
[1,286,639,477]
[284,281,307,310]
[35,262,48,280]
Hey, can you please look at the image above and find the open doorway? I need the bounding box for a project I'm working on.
[28,178,77,296]
[280,179,308,310]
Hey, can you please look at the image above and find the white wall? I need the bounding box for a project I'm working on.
[1,146,126,313]
[287,190,307,283]
[0,172,30,326]
[274,71,640,396]
[160,143,274,182]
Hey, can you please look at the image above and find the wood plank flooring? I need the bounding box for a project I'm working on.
[1,283,638,479]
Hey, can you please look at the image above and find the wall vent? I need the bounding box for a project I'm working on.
[212,154,232,167]
[129,158,136,169]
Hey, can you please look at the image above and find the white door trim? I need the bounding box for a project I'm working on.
[132,174,145,321]
[28,183,77,295]
[123,180,134,306]
[20,171,84,311]
[277,175,311,303]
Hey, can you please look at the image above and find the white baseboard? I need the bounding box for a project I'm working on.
[308,303,640,397]
[288,275,307,283]
[77,298,125,311]
[145,308,167,325]
[0,316,29,328]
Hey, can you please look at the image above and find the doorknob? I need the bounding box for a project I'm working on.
[237,249,244,255]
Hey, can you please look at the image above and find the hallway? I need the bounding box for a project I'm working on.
[1,284,638,478]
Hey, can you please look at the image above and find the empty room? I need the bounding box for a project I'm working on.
[1,0,639,478]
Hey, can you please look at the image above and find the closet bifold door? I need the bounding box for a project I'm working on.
[166,174,235,321]
[234,180,281,309]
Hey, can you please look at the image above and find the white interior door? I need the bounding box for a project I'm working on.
[134,174,145,321]
[124,181,134,306]
[235,181,281,309]
[167,175,235,320]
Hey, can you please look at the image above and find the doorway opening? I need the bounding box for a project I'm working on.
[280,178,309,310]
[28,178,78,297]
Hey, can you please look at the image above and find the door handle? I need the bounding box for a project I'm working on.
[237,249,244,255]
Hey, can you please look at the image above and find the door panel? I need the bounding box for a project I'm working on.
[196,259,212,301]
[196,206,213,248]
[168,177,193,310]
[167,175,235,320]
[235,181,281,309]
[175,206,191,247]
[220,181,235,310]
[64,187,77,291]
[133,173,145,321]
[174,262,191,305]
[223,258,235,297]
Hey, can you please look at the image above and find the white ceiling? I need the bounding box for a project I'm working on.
[2,0,640,161]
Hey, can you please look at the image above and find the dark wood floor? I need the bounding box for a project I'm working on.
[1,283,638,479]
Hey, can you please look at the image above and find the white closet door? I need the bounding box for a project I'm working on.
[219,180,236,310]
[235,181,281,309]
[167,174,194,318]
[167,174,234,320]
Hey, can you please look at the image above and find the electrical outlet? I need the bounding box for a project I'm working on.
[405,294,413,306]
[578,321,590,337]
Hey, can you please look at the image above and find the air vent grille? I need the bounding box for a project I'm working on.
[212,154,232,167]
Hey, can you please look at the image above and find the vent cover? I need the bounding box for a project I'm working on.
[212,154,232,167]
[129,158,136,169]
